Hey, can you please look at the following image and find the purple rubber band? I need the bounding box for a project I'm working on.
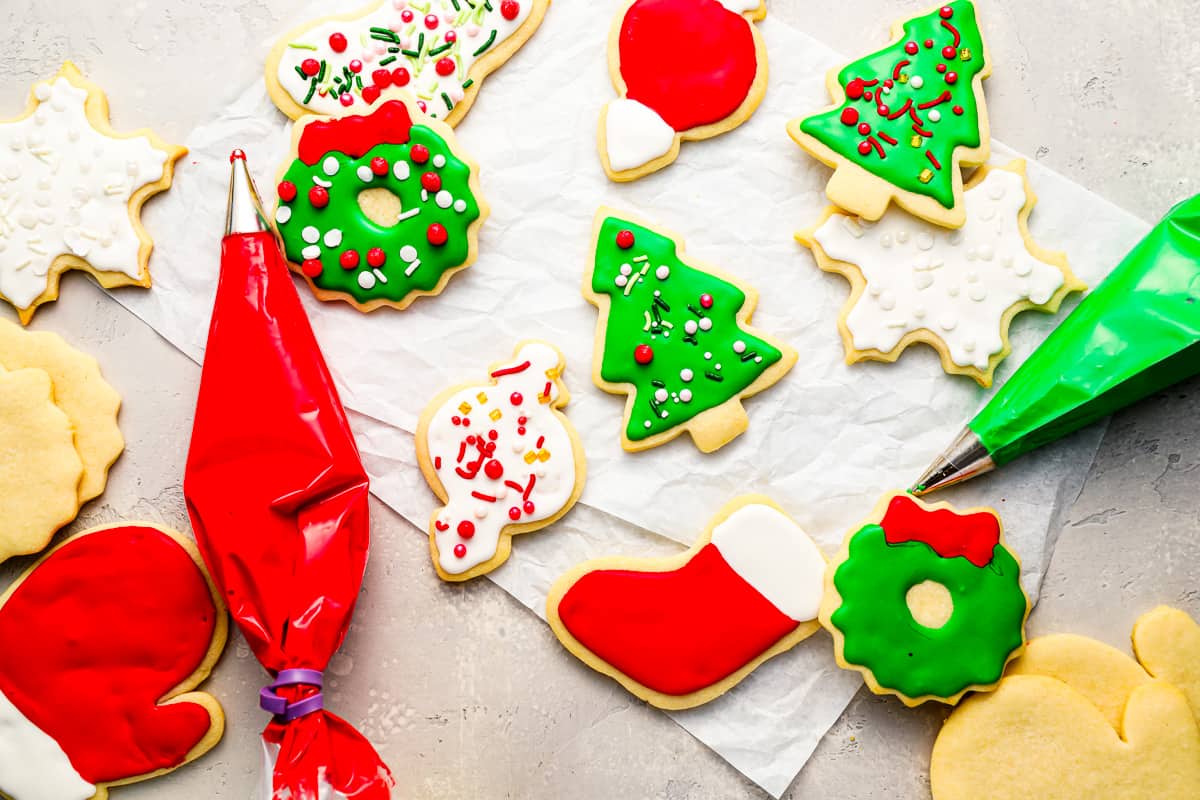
[259,668,325,721]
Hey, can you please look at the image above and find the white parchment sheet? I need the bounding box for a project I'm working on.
[115,3,1150,796]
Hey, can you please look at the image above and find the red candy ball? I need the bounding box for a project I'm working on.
[339,93,354,107]
[392,67,411,86]
[937,63,948,73]
[699,294,714,309]
[421,171,442,191]
[308,186,329,208]
[905,41,919,55]
[424,13,439,28]
[510,392,523,406]
[427,223,448,246]
[339,250,360,269]
[877,104,890,116]
[371,157,389,175]
[943,46,958,59]
[508,507,521,521]
[924,38,934,49]
[522,500,535,515]
[367,247,386,267]
[940,6,953,18]
[329,33,348,52]
[436,57,456,77]
[945,71,958,84]
[457,520,475,539]
[858,122,872,135]
[301,58,320,76]
[372,69,393,87]
[349,59,363,73]
[845,78,865,100]
[884,79,894,89]
[400,9,413,22]
[616,229,635,249]
[858,141,873,155]
[453,543,467,558]
[277,181,297,202]
[445,30,457,43]
[417,100,427,113]
[840,107,859,126]
[484,460,504,480]
[501,0,520,20]
[361,86,381,104]
[301,258,323,277]
[953,105,965,115]
[634,344,653,365]
[410,143,430,164]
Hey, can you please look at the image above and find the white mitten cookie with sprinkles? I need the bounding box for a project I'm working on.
[274,93,487,311]
[798,160,1084,387]
[0,63,184,323]
[416,341,586,582]
[266,0,550,123]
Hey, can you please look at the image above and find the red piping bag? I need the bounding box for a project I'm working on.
[184,150,393,800]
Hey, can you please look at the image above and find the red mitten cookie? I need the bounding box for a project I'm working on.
[0,523,227,800]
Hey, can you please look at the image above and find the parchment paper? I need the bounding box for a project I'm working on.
[112,3,1150,796]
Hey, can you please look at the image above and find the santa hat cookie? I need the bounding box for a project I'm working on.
[0,523,226,800]
[547,496,826,710]
[600,0,769,181]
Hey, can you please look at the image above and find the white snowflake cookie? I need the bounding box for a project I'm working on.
[799,160,1085,387]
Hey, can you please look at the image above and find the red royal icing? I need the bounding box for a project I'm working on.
[0,525,218,784]
[619,0,759,133]
[557,543,798,696]
[880,494,1000,567]
[297,99,414,165]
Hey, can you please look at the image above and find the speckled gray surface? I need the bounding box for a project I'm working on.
[0,1,1196,798]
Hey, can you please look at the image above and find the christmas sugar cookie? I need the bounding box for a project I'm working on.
[584,210,796,453]
[931,607,1200,800]
[798,160,1084,387]
[275,94,486,311]
[0,523,227,800]
[788,2,992,229]
[266,0,550,123]
[0,63,185,324]
[599,0,768,181]
[547,496,825,710]
[416,341,586,581]
[821,493,1029,706]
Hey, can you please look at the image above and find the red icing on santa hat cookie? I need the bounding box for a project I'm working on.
[0,523,226,800]
[600,0,769,181]
[547,496,826,709]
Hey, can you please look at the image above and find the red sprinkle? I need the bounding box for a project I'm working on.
[308,186,329,208]
[410,143,430,164]
[401,9,414,22]
[501,0,520,20]
[427,223,449,246]
[945,71,958,85]
[361,86,381,104]
[453,543,467,558]
[953,105,965,115]
[417,100,427,113]
[905,41,919,55]
[943,46,958,59]
[877,104,890,116]
[349,59,363,73]
[634,344,653,365]
[522,500,535,515]
[339,250,360,269]
[616,229,635,249]
[840,107,859,126]
[484,460,504,480]
[510,392,523,406]
[845,78,865,100]
[940,6,954,18]
[699,294,714,309]
[367,247,386,267]
[277,181,297,202]
[508,507,521,521]
[858,141,873,155]
[858,122,872,135]
[424,13,439,28]
[457,520,475,539]
[937,63,948,73]
[371,156,389,175]
[487,430,498,441]
[392,67,411,86]
[436,57,456,77]
[372,69,393,87]
[301,58,321,76]
[517,427,526,435]
[445,30,457,43]
[339,93,354,107]
[421,171,442,191]
[329,33,348,52]
[924,38,934,49]
[301,258,323,277]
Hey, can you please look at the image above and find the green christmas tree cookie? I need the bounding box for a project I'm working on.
[788,1,991,229]
[585,211,797,453]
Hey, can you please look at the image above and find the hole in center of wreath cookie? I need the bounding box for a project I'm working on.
[358,188,404,227]
[906,580,953,629]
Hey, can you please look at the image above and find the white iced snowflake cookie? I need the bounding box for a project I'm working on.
[0,63,184,324]
[415,341,586,582]
[265,0,551,125]
[798,160,1085,387]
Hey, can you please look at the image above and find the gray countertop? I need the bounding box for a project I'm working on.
[1,1,1196,798]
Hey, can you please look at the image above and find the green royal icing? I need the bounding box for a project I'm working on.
[591,216,784,441]
[277,125,481,305]
[830,523,1026,700]
[799,0,987,209]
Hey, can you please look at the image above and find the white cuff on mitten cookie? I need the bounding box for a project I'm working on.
[603,99,676,172]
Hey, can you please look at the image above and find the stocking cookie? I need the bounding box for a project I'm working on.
[266,0,550,123]
[798,161,1084,387]
[274,94,486,311]
[931,607,1200,800]
[584,210,796,453]
[821,493,1029,706]
[0,63,185,323]
[0,523,227,800]
[788,2,991,228]
[416,341,586,581]
[547,496,825,710]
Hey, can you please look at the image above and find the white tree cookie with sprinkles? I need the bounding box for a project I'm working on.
[274,92,487,311]
[798,160,1085,387]
[266,0,551,124]
[416,341,586,582]
[0,62,184,324]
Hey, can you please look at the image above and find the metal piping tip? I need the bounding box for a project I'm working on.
[910,426,996,496]
[225,149,272,237]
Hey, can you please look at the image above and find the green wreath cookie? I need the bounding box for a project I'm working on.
[820,492,1029,706]
[274,96,486,311]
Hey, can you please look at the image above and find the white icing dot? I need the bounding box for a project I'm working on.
[914,271,934,290]
[656,265,670,280]
[615,275,628,287]
[322,156,340,176]
[699,318,713,331]
[512,442,524,454]
[878,291,897,311]
[357,165,374,182]
[474,506,488,519]
[400,245,419,262]
[34,84,51,101]
[704,352,712,360]
[896,230,910,244]
[302,226,320,244]
[654,388,669,403]
[928,109,942,123]
[977,244,995,261]
[18,212,37,229]
[644,420,652,429]
[302,245,322,260]
[619,263,632,276]
[358,270,377,289]
[910,76,925,89]
[1014,260,1033,277]
[939,316,958,331]
[989,181,1007,200]
[436,190,453,209]
[680,369,694,382]
[715,363,723,370]
[454,199,468,213]
[880,233,893,248]
[733,341,746,354]
[948,286,960,297]
[969,284,988,302]
[433,154,447,168]
[393,161,410,181]
[684,320,699,335]
[680,389,693,402]
[964,340,976,353]
[275,206,292,225]
[3,163,19,180]
[916,232,934,250]
[324,229,343,247]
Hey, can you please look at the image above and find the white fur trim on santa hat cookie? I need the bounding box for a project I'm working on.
[710,503,825,622]
[604,99,676,172]
[0,687,95,800]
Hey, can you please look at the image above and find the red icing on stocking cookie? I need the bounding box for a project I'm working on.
[0,523,226,800]
[600,0,768,180]
[881,493,1000,567]
[547,497,825,709]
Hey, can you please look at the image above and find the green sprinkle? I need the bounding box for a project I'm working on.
[472,29,496,57]
[429,42,453,55]
[462,78,474,89]
[355,74,364,91]
[418,32,426,55]
[483,0,492,9]
[388,46,400,52]
[317,61,327,82]
[442,91,453,110]
[450,0,460,8]
[294,65,308,80]
[303,78,318,103]
[381,55,399,65]
[400,50,419,58]
[288,42,318,50]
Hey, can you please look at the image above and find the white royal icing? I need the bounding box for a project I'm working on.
[0,77,169,310]
[604,98,676,172]
[710,503,825,622]
[276,0,534,118]
[716,0,761,13]
[425,342,579,574]
[261,741,350,800]
[0,687,95,800]
[813,168,1068,370]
